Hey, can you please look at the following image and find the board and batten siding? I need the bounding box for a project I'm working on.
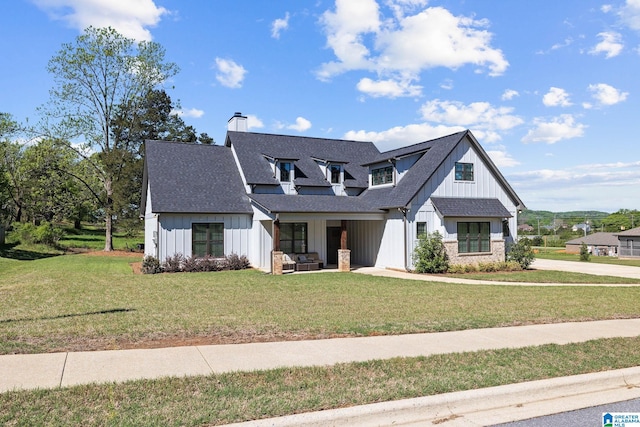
[143,185,159,258]
[408,136,519,241]
[155,213,252,261]
[346,220,385,267]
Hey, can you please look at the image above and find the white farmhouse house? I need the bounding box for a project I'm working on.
[142,113,525,273]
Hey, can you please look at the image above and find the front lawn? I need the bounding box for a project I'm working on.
[534,247,640,267]
[1,252,640,355]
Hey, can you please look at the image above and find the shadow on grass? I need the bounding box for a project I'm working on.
[0,308,136,324]
[0,243,60,261]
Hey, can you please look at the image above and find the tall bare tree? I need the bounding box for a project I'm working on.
[43,26,178,251]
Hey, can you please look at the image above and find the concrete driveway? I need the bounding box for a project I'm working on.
[532,258,640,280]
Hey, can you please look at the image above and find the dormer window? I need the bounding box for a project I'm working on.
[278,161,292,182]
[455,162,474,181]
[329,164,342,184]
[371,165,394,186]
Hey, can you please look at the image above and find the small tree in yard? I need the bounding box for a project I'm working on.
[412,231,449,274]
[580,242,591,262]
[507,237,535,269]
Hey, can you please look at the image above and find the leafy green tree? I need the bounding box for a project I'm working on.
[412,231,449,274]
[580,242,590,262]
[42,26,179,251]
[0,113,20,226]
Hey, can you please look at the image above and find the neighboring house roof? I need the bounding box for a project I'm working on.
[226,131,380,189]
[615,226,640,237]
[431,197,513,218]
[249,194,384,214]
[565,232,619,246]
[142,140,252,214]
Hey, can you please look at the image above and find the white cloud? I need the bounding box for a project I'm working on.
[486,150,520,168]
[344,123,465,151]
[440,79,454,90]
[619,0,640,31]
[419,99,523,135]
[542,87,572,107]
[589,31,623,58]
[588,83,629,105]
[271,12,290,39]
[214,58,247,88]
[287,117,312,132]
[317,2,508,98]
[356,77,421,98]
[172,108,204,118]
[33,0,168,41]
[522,114,586,144]
[501,89,519,101]
[247,114,264,129]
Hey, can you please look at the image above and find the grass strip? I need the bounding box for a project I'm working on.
[1,337,639,426]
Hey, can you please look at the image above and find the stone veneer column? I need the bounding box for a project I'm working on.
[338,249,351,272]
[272,251,283,275]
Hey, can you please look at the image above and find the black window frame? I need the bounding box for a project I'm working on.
[329,164,342,184]
[455,162,474,181]
[457,221,490,253]
[279,222,308,254]
[192,223,224,258]
[279,161,292,182]
[371,165,394,186]
[416,222,427,239]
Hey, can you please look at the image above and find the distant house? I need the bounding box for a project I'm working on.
[142,113,525,274]
[572,223,591,233]
[615,227,640,259]
[565,232,619,256]
[518,224,534,233]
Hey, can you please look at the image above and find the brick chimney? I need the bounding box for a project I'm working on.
[227,112,248,132]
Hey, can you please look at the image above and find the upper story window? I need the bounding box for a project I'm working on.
[371,165,394,186]
[455,162,474,181]
[416,222,427,239]
[279,161,292,182]
[329,164,342,184]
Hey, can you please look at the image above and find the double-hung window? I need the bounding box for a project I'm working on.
[371,165,394,186]
[457,222,490,253]
[279,223,307,254]
[192,223,224,257]
[455,162,474,181]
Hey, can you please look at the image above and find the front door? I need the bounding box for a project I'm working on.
[326,227,341,265]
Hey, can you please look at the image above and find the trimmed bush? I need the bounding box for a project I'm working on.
[142,255,162,274]
[506,238,535,269]
[412,231,449,274]
[162,253,185,273]
[226,253,251,270]
[580,242,591,262]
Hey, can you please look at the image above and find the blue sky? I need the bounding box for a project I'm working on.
[1,0,639,212]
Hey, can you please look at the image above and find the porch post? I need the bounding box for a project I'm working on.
[338,219,351,272]
[272,219,283,275]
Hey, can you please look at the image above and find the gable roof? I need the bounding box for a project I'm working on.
[566,232,619,246]
[249,194,384,214]
[226,131,380,189]
[431,197,513,218]
[142,140,252,214]
[615,226,640,237]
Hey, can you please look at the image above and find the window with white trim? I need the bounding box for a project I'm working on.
[371,165,393,186]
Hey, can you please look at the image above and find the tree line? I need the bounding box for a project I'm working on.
[1,27,213,250]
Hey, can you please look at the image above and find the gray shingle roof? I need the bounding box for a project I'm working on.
[249,194,384,214]
[142,140,252,214]
[226,131,380,189]
[615,227,640,237]
[566,232,620,246]
[431,197,513,218]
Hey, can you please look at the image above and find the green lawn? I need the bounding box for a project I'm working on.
[447,269,640,283]
[1,252,640,355]
[1,337,639,426]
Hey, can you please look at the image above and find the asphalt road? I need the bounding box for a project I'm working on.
[495,398,640,427]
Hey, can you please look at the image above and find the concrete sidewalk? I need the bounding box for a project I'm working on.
[2,319,639,394]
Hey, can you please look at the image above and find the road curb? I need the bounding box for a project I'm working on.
[223,366,640,426]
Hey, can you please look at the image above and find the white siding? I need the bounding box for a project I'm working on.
[375,211,406,269]
[346,220,384,266]
[157,213,252,261]
[143,185,158,258]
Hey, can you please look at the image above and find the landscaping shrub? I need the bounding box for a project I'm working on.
[580,242,591,262]
[142,255,162,274]
[226,253,250,270]
[506,238,535,269]
[412,231,449,274]
[162,253,185,273]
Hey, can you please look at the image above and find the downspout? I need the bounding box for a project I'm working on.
[399,207,409,271]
